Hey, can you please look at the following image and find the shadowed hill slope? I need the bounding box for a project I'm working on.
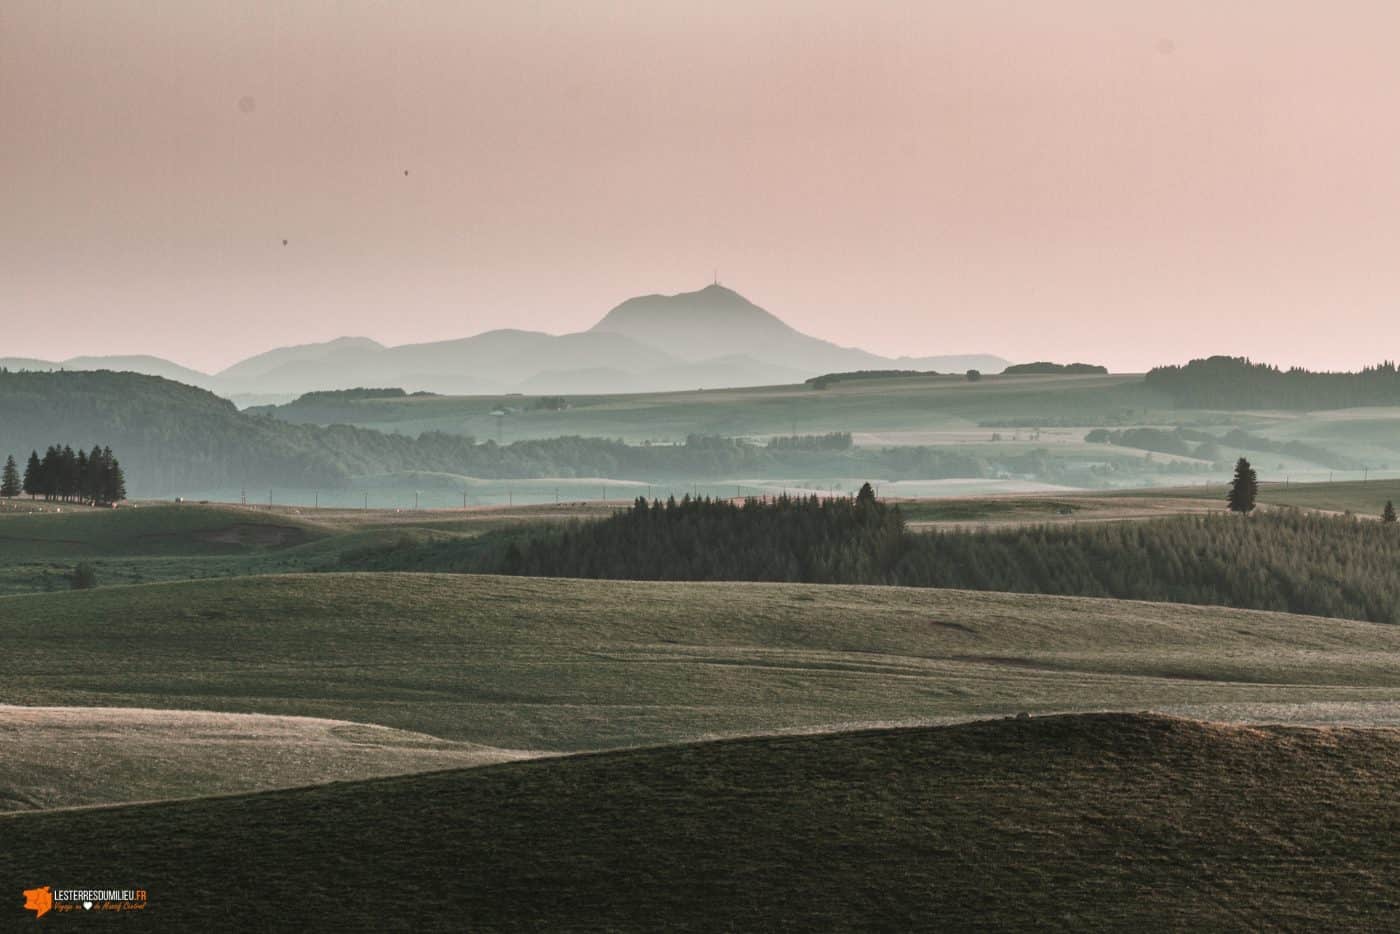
[4,714,1399,931]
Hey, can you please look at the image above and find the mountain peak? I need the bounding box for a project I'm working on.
[589,283,797,343]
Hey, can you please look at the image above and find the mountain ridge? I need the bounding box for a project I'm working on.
[7,285,1009,397]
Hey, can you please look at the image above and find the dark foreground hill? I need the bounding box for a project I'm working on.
[4,714,1399,931]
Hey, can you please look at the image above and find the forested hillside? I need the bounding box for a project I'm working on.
[1147,356,1400,409]
[374,493,1400,622]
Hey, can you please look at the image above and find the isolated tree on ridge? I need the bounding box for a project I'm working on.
[1384,500,1397,523]
[1227,457,1258,514]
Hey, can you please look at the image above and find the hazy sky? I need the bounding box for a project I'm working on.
[5,2,1400,373]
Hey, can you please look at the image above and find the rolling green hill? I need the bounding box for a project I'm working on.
[0,503,328,559]
[7,573,1400,755]
[5,714,1398,931]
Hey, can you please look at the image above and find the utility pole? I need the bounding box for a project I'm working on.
[414,490,420,510]
[268,489,273,509]
[508,490,513,506]
[314,489,319,509]
[363,491,368,510]
[463,490,468,509]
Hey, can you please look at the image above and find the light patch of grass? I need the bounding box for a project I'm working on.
[0,705,532,812]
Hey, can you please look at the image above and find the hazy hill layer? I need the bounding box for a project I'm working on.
[220,287,1007,395]
[591,284,1007,376]
[7,285,1005,396]
[0,353,214,388]
[4,714,1398,931]
[211,336,385,386]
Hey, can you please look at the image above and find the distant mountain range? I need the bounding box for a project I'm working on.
[2,285,1009,401]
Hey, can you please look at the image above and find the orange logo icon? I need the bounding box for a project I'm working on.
[22,886,52,919]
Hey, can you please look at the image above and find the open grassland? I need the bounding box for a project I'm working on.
[1255,478,1400,516]
[0,706,531,812]
[0,502,328,559]
[1105,478,1400,515]
[4,713,1400,931]
[0,500,618,594]
[8,574,1400,757]
[897,478,1400,527]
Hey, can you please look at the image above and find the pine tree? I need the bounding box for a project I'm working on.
[84,445,103,503]
[1384,500,1397,523]
[103,452,126,504]
[39,446,59,500]
[75,449,89,503]
[22,451,40,499]
[1227,457,1258,514]
[0,456,19,498]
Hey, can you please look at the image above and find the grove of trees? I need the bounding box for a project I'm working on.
[339,491,1400,624]
[1146,356,1400,410]
[14,444,127,504]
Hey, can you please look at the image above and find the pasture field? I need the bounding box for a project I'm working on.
[0,500,617,594]
[8,572,1400,810]
[4,713,1399,931]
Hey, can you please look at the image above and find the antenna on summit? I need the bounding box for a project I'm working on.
[713,268,719,286]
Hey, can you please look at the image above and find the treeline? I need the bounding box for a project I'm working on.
[766,432,853,452]
[1146,356,1400,410]
[1002,362,1107,375]
[6,444,126,504]
[292,388,410,403]
[355,495,1400,623]
[806,370,929,389]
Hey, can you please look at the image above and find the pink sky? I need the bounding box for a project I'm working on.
[4,1,1400,373]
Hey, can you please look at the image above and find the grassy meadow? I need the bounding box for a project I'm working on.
[0,500,618,594]
[8,571,1400,810]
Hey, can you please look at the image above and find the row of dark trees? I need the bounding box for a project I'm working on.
[334,466,1400,623]
[2,445,127,504]
[1146,356,1400,410]
[440,481,1400,623]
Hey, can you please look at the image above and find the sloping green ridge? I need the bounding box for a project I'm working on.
[9,573,1400,752]
[4,714,1398,931]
